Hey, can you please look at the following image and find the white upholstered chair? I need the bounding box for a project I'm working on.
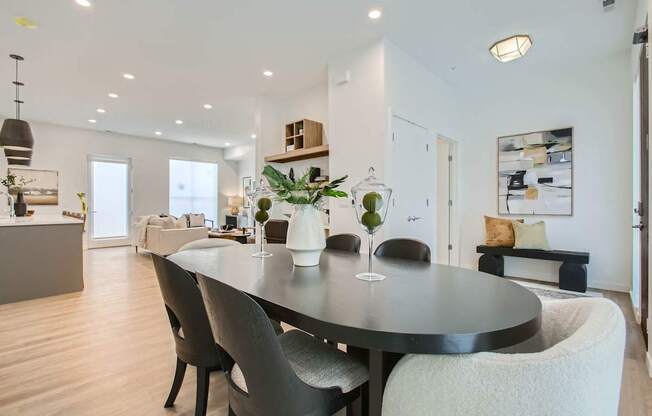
[178,238,240,252]
[382,298,625,416]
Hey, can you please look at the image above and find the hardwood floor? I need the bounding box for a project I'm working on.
[0,246,650,415]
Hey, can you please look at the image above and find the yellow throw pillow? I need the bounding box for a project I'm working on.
[484,216,523,247]
[513,221,550,250]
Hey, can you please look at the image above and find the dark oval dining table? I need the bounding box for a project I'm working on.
[169,244,542,416]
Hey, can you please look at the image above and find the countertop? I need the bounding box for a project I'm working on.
[0,215,84,227]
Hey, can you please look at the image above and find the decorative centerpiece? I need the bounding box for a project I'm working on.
[262,165,347,267]
[351,167,392,281]
[250,179,275,258]
[1,173,34,217]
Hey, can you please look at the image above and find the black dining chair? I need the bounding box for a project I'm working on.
[196,273,369,416]
[265,219,289,244]
[374,238,432,263]
[326,233,362,253]
[151,254,223,416]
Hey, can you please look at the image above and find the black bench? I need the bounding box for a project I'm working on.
[476,245,590,292]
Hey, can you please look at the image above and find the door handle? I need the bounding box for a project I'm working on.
[633,224,645,229]
[407,216,423,222]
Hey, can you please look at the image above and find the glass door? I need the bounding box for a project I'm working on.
[88,156,132,248]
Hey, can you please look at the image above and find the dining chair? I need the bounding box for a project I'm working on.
[264,219,289,244]
[151,254,223,416]
[326,234,362,253]
[374,238,431,263]
[196,273,369,416]
[382,298,625,416]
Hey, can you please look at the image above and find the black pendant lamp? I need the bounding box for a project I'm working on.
[4,148,32,166]
[0,54,34,152]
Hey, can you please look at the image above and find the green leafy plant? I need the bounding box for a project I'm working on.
[0,174,34,192]
[262,165,348,205]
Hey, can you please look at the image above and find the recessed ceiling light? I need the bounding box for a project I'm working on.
[368,9,382,19]
[108,93,119,98]
[75,0,92,7]
[225,142,231,146]
[175,120,183,125]
[263,70,273,77]
[250,134,257,139]
[203,104,213,109]
[96,108,106,113]
[490,35,532,63]
[155,131,162,136]
[88,119,97,124]
[122,73,135,80]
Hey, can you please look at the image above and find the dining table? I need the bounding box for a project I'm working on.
[169,243,542,416]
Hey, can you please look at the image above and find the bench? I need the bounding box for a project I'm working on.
[476,245,590,292]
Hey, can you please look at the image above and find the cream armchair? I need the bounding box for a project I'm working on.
[382,298,625,416]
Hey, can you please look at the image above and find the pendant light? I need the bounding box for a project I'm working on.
[0,54,34,152]
[4,148,32,166]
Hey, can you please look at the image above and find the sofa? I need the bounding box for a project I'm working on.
[133,214,209,256]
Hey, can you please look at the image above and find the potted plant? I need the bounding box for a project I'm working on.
[0,174,34,217]
[262,165,347,266]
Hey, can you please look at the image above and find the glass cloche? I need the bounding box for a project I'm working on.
[351,167,393,281]
[250,179,275,258]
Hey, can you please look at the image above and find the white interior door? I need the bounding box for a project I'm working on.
[386,116,436,256]
[88,156,132,248]
[436,137,460,265]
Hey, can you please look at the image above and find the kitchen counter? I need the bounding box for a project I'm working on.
[0,215,84,304]
[0,214,83,227]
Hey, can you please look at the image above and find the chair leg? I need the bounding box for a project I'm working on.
[195,367,210,416]
[164,357,187,408]
[228,405,237,416]
[346,390,362,416]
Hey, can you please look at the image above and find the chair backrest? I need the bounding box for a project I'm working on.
[151,254,220,368]
[374,238,431,263]
[382,298,626,416]
[265,219,289,244]
[326,233,362,253]
[196,273,328,415]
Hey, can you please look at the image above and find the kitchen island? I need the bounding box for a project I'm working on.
[0,215,84,304]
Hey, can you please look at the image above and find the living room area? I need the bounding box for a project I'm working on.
[1,1,652,416]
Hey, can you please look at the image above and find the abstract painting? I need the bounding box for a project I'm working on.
[7,168,59,205]
[242,176,253,208]
[498,128,572,216]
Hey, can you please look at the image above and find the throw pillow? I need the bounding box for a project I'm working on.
[484,216,523,247]
[513,221,550,250]
[149,216,176,229]
[175,215,188,229]
[187,213,206,228]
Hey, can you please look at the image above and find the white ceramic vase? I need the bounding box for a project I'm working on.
[286,204,326,267]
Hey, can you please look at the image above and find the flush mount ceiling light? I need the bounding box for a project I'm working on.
[96,108,106,113]
[489,35,532,63]
[263,70,273,77]
[250,134,257,139]
[225,142,231,146]
[368,9,382,20]
[1,54,34,152]
[175,120,183,125]
[75,0,92,7]
[203,104,213,109]
[88,119,97,123]
[122,73,135,80]
[155,131,162,136]
[108,92,119,98]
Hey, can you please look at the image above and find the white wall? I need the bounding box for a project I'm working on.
[0,121,239,237]
[459,51,633,292]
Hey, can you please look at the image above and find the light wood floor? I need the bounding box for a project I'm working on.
[0,247,650,415]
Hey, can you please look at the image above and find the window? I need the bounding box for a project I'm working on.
[169,159,218,222]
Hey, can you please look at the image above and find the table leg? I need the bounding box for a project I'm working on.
[368,350,384,416]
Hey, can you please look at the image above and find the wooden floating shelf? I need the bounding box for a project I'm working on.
[265,144,329,163]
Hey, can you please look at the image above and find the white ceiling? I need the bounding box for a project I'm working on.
[0,0,636,148]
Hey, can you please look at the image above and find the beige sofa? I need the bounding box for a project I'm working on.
[133,215,209,256]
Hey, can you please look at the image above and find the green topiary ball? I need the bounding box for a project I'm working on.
[257,197,272,211]
[255,210,270,224]
[361,211,382,230]
[362,192,383,212]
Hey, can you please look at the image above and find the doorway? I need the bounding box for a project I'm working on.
[436,136,459,266]
[88,156,132,248]
[636,44,650,346]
